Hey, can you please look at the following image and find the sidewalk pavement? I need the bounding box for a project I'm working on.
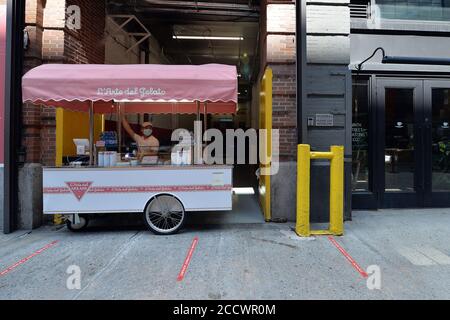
[0,209,449,299]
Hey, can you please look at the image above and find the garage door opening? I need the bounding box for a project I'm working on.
[106,0,264,225]
[42,0,266,229]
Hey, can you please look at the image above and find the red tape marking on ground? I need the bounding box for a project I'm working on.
[0,240,59,277]
[177,237,199,282]
[328,236,368,279]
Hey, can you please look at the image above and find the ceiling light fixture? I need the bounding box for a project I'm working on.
[173,35,244,41]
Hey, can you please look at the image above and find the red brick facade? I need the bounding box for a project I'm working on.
[23,0,106,165]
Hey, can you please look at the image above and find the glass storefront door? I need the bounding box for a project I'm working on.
[377,79,424,208]
[424,81,450,206]
[352,77,450,209]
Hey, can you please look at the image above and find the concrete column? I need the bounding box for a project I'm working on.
[18,164,43,229]
[264,0,351,221]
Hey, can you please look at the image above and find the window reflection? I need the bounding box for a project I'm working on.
[352,79,370,192]
[432,88,450,192]
[384,88,415,192]
[377,0,450,22]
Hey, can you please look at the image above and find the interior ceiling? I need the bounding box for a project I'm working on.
[106,0,261,98]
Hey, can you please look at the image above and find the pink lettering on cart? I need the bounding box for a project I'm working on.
[44,184,233,196]
[65,182,93,201]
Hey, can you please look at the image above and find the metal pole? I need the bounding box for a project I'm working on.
[296,0,307,144]
[89,101,94,166]
[195,101,202,165]
[196,100,200,121]
[4,0,25,234]
[203,102,207,132]
[117,102,122,155]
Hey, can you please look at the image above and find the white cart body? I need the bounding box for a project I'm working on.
[43,165,233,214]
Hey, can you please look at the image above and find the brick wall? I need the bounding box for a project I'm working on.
[23,0,106,165]
[264,0,297,160]
[23,0,45,164]
[263,0,351,158]
[65,0,105,64]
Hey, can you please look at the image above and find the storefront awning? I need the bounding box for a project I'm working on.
[22,64,238,114]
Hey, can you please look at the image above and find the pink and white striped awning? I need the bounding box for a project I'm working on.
[22,64,238,114]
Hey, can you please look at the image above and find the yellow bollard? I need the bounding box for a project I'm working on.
[295,144,311,237]
[330,146,344,236]
[295,145,344,237]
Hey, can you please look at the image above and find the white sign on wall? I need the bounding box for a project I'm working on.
[315,114,334,127]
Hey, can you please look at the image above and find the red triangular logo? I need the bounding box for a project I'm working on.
[65,182,93,201]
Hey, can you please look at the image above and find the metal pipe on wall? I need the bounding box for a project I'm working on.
[117,102,122,156]
[3,0,25,234]
[204,102,207,133]
[296,0,307,144]
[196,100,200,121]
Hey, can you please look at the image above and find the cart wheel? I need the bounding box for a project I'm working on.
[144,195,185,235]
[66,215,89,232]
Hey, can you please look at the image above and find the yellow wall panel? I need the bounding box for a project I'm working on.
[259,68,273,221]
[55,108,103,166]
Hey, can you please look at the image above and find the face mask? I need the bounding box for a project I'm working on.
[143,129,153,137]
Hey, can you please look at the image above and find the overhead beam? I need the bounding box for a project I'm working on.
[139,7,258,18]
[142,0,259,12]
[107,6,259,20]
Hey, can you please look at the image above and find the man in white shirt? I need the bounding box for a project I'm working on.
[122,115,160,161]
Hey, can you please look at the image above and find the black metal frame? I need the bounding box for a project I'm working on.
[3,0,25,234]
[351,75,378,209]
[376,78,424,208]
[423,80,450,207]
[352,74,450,210]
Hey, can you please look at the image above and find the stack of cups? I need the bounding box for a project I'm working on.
[98,152,105,167]
[103,151,111,167]
[98,151,119,167]
[110,151,117,167]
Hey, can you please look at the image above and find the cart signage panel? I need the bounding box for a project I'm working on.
[43,166,233,214]
[65,182,93,201]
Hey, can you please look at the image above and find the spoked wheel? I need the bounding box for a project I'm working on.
[66,215,89,232]
[144,195,185,235]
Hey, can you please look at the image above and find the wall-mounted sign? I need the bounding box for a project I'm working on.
[315,114,334,127]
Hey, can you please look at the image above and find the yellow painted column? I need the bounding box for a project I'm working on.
[54,108,64,225]
[329,145,344,236]
[259,68,273,222]
[55,108,64,167]
[296,144,311,237]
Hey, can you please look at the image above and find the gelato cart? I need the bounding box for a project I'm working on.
[22,64,238,234]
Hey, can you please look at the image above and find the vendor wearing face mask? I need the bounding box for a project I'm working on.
[122,115,160,161]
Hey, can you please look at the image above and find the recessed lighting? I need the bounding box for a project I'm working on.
[173,35,244,41]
